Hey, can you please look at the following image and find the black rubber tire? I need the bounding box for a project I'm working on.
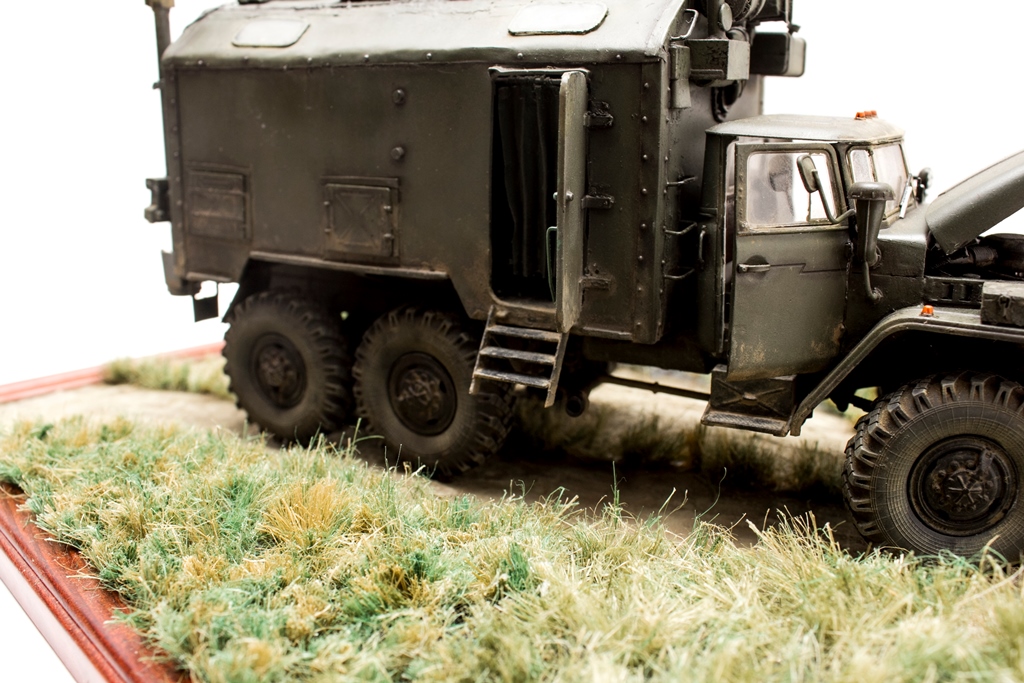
[843,372,1024,558]
[223,291,353,442]
[352,307,515,478]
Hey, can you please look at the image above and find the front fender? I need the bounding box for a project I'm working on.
[788,305,1024,435]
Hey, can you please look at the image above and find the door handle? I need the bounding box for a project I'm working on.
[545,226,558,301]
[738,263,771,273]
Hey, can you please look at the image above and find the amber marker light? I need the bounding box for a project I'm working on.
[920,305,935,317]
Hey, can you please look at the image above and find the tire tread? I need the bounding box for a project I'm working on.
[223,291,353,441]
[843,372,1024,551]
[352,306,515,477]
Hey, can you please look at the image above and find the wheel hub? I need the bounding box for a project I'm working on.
[910,437,1017,536]
[388,353,456,436]
[251,334,307,409]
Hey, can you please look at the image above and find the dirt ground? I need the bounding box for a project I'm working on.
[0,380,867,552]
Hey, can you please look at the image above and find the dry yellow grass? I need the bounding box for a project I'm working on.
[1,419,1024,681]
[514,397,843,497]
[103,355,231,399]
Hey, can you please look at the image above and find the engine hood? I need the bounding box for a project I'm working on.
[927,150,1024,254]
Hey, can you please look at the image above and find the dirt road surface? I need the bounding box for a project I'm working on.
[0,381,867,552]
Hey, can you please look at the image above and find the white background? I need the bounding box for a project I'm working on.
[3,1,1024,680]
[0,0,234,389]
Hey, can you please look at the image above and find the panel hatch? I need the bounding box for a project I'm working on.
[323,181,398,259]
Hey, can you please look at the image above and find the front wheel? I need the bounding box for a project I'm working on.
[352,307,515,478]
[843,372,1024,558]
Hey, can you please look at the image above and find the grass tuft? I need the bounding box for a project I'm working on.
[514,398,843,498]
[1,419,1024,681]
[103,355,231,399]
[100,358,842,497]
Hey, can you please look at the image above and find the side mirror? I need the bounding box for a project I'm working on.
[796,153,854,225]
[916,167,931,204]
[797,154,818,194]
[848,181,895,302]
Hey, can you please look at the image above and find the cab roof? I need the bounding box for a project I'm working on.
[708,114,905,144]
[165,0,689,67]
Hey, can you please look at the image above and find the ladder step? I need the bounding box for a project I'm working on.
[486,324,562,343]
[478,346,557,365]
[473,368,552,389]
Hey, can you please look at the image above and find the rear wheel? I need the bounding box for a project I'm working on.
[223,291,353,441]
[843,372,1024,557]
[352,307,515,477]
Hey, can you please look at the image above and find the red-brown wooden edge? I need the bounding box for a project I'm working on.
[0,342,226,405]
[0,485,186,683]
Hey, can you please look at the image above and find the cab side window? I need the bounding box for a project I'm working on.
[745,152,837,229]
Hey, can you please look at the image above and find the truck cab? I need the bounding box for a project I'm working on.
[695,114,918,434]
[694,113,1024,558]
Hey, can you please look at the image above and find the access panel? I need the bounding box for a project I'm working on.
[322,179,399,260]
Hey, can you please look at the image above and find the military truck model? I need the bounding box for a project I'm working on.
[145,0,1024,558]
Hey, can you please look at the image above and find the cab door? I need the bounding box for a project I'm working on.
[554,70,587,333]
[727,142,851,380]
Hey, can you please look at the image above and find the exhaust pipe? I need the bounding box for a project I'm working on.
[145,0,174,77]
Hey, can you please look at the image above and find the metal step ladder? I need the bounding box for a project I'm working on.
[470,307,568,407]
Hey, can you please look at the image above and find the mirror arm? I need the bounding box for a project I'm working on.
[810,168,854,225]
[828,207,856,225]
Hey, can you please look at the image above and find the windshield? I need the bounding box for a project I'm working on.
[848,143,910,217]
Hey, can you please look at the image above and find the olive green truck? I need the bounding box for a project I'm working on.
[144,0,1024,557]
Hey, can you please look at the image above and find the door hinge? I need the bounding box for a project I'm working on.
[582,194,614,210]
[145,177,170,223]
[585,103,614,129]
[581,275,613,290]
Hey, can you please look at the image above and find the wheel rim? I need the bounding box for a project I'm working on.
[909,436,1018,537]
[387,352,457,436]
[251,334,307,409]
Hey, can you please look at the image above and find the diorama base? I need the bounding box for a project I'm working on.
[0,485,183,683]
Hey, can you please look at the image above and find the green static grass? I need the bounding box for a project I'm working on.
[103,355,232,400]
[513,399,844,498]
[3,420,1024,682]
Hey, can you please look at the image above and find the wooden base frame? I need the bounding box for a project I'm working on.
[0,486,183,682]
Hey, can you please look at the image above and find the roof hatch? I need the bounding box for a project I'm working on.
[232,19,309,48]
[508,2,609,36]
